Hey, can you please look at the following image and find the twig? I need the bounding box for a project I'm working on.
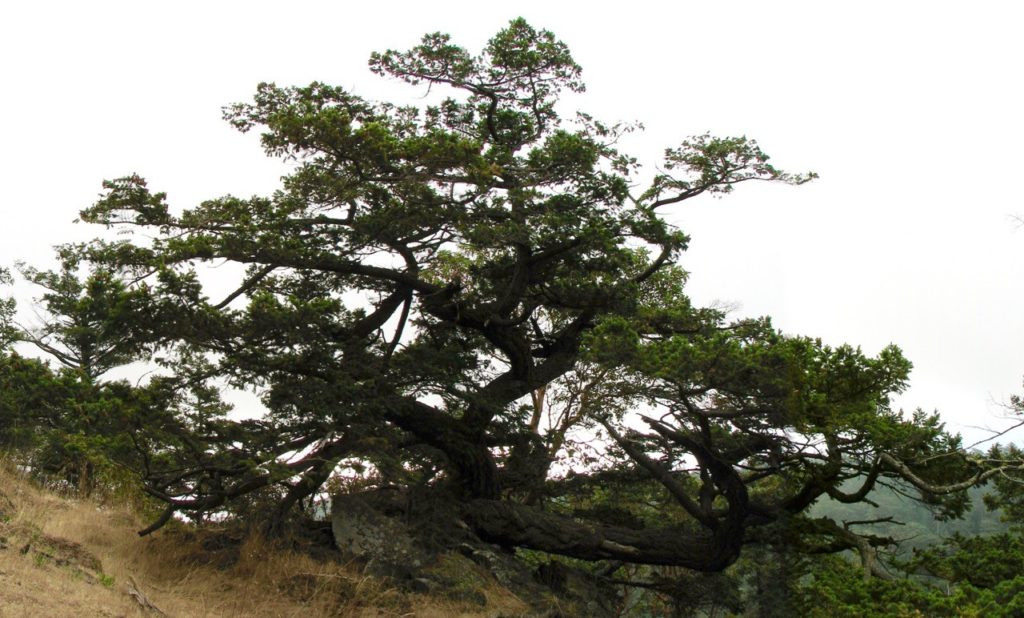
[963,417,1024,452]
[127,575,167,616]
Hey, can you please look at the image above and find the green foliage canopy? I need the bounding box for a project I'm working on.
[52,19,1021,571]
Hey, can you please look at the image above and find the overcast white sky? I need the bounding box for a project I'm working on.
[2,1,1023,444]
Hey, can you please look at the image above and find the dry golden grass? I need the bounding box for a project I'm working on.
[0,459,530,617]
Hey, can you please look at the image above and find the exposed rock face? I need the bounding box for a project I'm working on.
[330,494,428,578]
[329,491,619,617]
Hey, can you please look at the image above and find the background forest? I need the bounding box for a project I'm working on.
[2,15,1024,618]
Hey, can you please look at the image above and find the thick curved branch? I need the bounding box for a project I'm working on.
[462,499,740,570]
[879,452,1018,495]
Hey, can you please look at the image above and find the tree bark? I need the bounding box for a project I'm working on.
[461,499,743,570]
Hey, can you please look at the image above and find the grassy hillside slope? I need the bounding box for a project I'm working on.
[0,460,528,617]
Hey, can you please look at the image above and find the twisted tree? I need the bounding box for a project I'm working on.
[72,19,1018,571]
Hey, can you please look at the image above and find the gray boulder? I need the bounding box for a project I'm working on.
[330,493,428,578]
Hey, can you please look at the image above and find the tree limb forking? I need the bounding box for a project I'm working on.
[26,19,1019,588]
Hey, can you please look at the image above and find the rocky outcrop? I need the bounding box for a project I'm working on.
[330,493,428,578]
